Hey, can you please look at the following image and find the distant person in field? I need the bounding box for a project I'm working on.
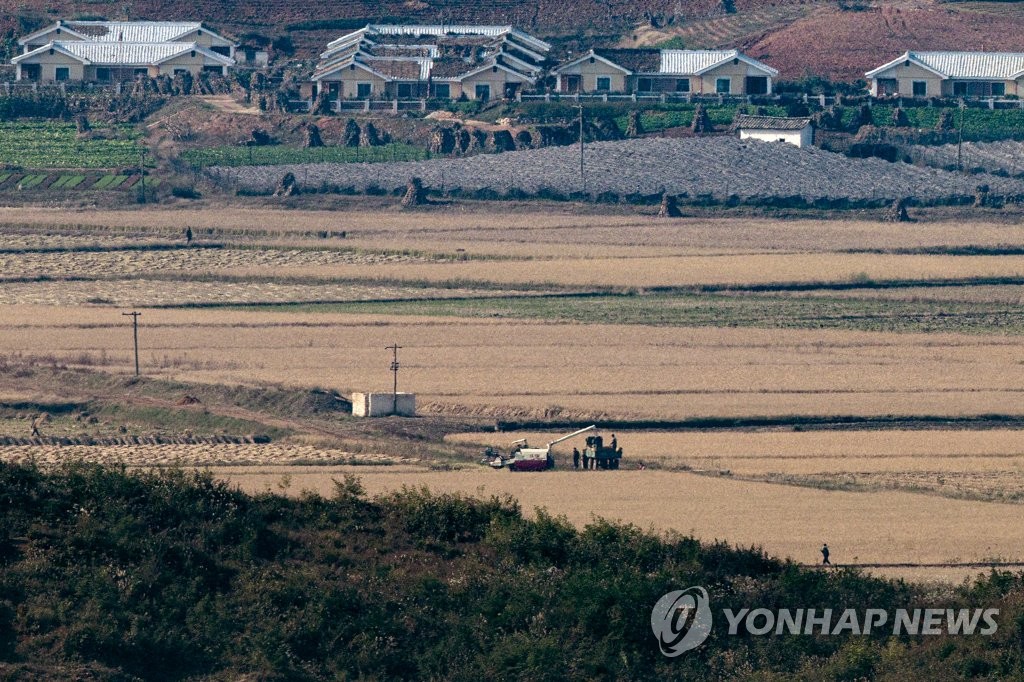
[610,434,617,452]
[184,227,193,244]
[582,450,590,470]
[573,447,580,469]
[30,414,46,438]
[821,543,831,565]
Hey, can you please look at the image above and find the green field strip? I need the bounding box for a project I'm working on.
[91,174,118,189]
[18,174,48,188]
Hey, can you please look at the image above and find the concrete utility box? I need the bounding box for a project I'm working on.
[352,392,416,417]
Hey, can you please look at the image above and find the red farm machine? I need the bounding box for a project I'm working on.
[484,425,623,472]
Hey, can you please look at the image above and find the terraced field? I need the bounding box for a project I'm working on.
[910,140,1024,177]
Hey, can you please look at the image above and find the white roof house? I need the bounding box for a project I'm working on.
[17,20,235,53]
[553,48,778,95]
[865,51,1024,97]
[312,24,551,100]
[12,20,236,82]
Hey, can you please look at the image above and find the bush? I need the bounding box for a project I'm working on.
[171,186,201,199]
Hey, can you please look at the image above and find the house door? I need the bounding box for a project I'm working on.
[563,75,580,94]
[21,64,41,81]
[877,78,898,96]
[504,83,519,99]
[745,76,768,95]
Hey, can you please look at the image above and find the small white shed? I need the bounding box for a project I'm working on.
[735,115,814,148]
[352,392,416,417]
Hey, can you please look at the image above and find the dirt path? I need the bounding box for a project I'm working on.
[199,95,261,116]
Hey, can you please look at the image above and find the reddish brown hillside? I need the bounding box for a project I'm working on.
[746,4,1024,81]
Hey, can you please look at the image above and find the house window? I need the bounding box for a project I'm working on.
[327,82,340,96]
[55,67,69,82]
[745,76,768,95]
[475,84,490,100]
[396,82,413,98]
[433,83,450,98]
[210,46,230,56]
[637,77,652,92]
[675,78,690,92]
[356,82,372,97]
[596,76,611,91]
[716,78,731,94]
[992,82,1006,97]
[96,67,110,81]
[912,81,927,97]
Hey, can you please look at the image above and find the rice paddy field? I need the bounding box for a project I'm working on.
[4,203,1024,580]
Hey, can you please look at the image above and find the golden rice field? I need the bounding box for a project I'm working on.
[6,206,1024,581]
[3,306,1024,420]
[206,464,1024,580]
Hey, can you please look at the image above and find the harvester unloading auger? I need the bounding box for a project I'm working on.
[484,425,623,472]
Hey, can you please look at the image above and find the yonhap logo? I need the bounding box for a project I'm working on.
[651,586,713,657]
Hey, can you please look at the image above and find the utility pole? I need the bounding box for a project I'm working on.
[577,103,585,193]
[122,311,141,376]
[386,343,402,415]
[138,147,146,203]
[957,98,966,173]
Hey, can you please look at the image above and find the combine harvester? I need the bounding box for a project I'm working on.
[485,425,623,471]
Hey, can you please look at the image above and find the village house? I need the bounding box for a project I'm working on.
[11,21,236,82]
[310,24,550,102]
[866,51,1024,98]
[734,114,814,148]
[552,48,778,96]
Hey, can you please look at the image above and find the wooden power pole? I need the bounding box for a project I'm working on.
[122,311,141,376]
[386,343,402,415]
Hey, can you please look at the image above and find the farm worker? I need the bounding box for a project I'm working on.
[582,450,590,470]
[184,227,193,244]
[821,543,831,565]
[30,414,45,438]
[610,434,617,452]
[573,447,580,469]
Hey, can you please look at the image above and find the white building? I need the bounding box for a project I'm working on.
[735,115,814,148]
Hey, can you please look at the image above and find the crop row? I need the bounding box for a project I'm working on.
[0,121,142,169]
[181,143,427,168]
[210,137,1024,201]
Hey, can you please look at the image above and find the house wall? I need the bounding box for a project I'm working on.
[158,52,226,76]
[868,62,943,96]
[698,61,773,94]
[16,51,84,81]
[740,127,813,148]
[627,62,772,94]
[22,27,85,52]
[554,59,627,93]
[459,70,527,99]
[318,70,389,98]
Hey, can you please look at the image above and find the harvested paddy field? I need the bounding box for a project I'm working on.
[6,206,1024,583]
[4,307,1024,420]
[207,465,1024,579]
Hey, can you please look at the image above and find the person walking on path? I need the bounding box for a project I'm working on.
[821,543,831,565]
[184,227,193,244]
[573,447,580,469]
